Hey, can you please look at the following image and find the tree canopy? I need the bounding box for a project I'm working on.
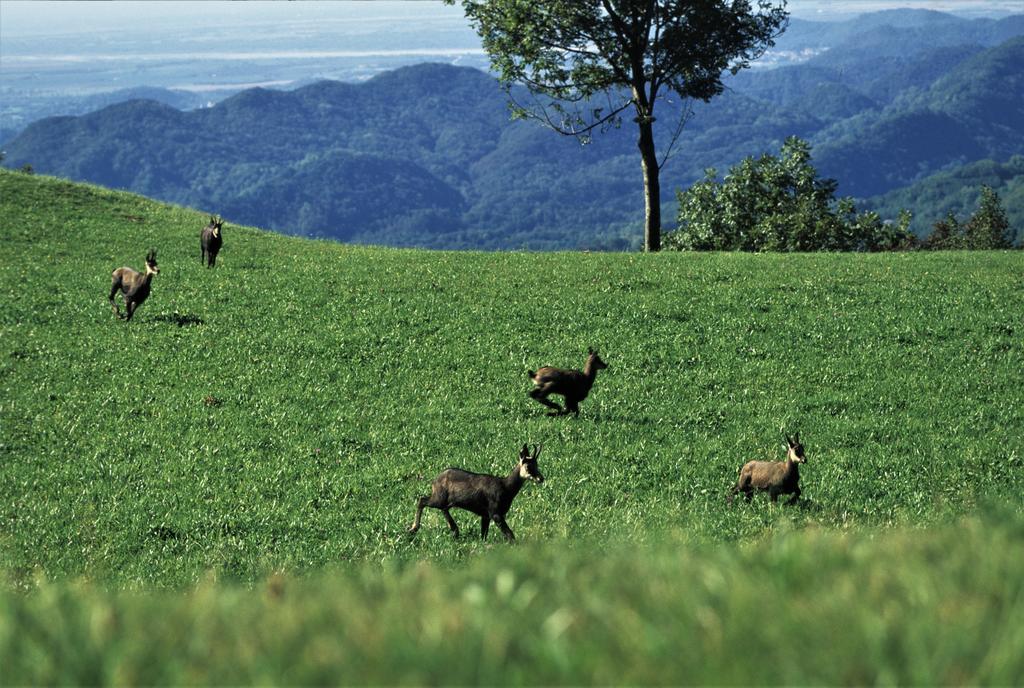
[446,0,789,251]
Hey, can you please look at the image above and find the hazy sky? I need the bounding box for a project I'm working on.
[2,0,1022,38]
[787,0,1023,17]
[1,0,1020,96]
[0,2,472,40]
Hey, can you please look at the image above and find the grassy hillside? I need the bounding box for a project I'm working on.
[1,170,1023,682]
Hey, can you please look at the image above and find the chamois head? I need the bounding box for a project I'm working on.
[208,215,224,238]
[145,248,160,275]
[586,347,608,371]
[786,433,806,463]
[518,444,545,483]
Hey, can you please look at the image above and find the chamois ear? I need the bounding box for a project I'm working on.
[520,444,530,460]
[532,444,542,460]
[587,346,595,355]
[785,434,794,447]
[146,248,157,264]
[793,432,800,445]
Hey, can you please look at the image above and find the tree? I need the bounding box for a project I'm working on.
[922,186,1015,250]
[922,211,962,250]
[963,186,1013,249]
[444,0,788,252]
[666,137,915,251]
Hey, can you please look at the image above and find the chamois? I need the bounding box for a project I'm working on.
[408,444,544,541]
[200,215,224,267]
[528,348,608,416]
[728,434,807,505]
[109,249,159,321]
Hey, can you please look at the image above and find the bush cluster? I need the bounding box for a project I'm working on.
[667,137,1019,252]
[666,137,915,252]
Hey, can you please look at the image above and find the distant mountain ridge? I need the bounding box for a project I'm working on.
[4,10,1023,249]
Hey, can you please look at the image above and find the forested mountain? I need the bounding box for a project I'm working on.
[0,87,218,147]
[811,36,1024,198]
[3,64,821,249]
[732,9,1023,106]
[4,10,1022,249]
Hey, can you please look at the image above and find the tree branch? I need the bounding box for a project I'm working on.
[508,85,634,140]
[656,96,694,170]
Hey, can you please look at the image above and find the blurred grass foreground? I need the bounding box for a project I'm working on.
[3,509,1023,685]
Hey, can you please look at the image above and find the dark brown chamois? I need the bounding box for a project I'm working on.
[408,444,544,541]
[528,348,608,416]
[109,248,159,321]
[728,434,807,505]
[200,215,224,267]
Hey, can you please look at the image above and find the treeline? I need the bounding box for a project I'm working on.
[863,156,1024,239]
[922,186,1017,250]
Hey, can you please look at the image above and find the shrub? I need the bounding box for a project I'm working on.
[666,137,914,252]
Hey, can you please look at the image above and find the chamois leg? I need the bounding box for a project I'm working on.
[493,514,515,542]
[201,245,206,266]
[480,515,490,539]
[442,508,460,538]
[529,386,563,415]
[787,487,801,506]
[408,495,430,534]
[730,474,753,504]
[727,484,739,504]
[731,486,755,504]
[109,280,123,318]
[125,300,137,322]
[565,398,580,417]
[209,252,217,268]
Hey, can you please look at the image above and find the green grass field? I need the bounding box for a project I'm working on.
[1,169,1023,683]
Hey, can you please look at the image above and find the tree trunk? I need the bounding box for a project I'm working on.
[637,117,661,252]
